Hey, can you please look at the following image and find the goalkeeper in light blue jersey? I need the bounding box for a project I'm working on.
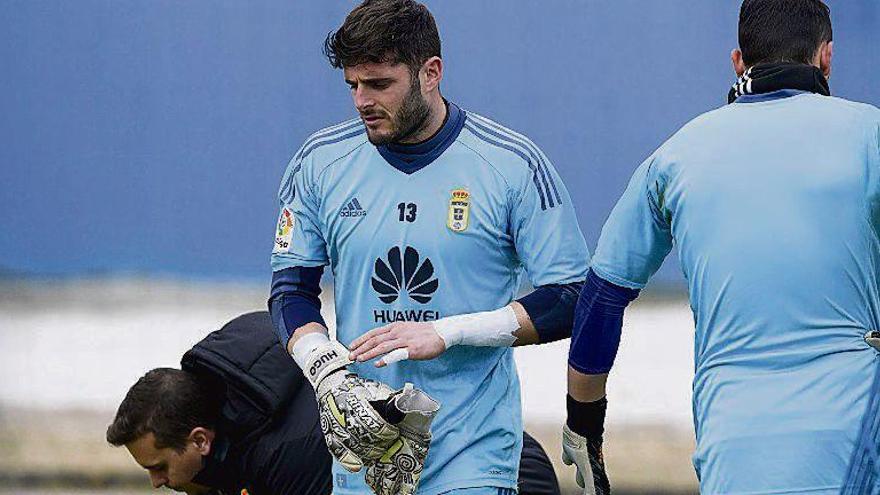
[564,1,880,494]
[268,2,589,495]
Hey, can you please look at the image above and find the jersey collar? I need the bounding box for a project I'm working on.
[377,101,466,175]
[732,89,811,104]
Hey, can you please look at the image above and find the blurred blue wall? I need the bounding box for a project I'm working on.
[2,1,878,284]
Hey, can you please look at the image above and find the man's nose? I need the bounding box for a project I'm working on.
[149,471,167,488]
[353,88,374,111]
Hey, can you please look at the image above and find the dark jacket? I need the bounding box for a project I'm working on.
[182,311,332,495]
[520,431,561,495]
[181,311,559,495]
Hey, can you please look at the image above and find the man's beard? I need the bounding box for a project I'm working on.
[367,78,432,145]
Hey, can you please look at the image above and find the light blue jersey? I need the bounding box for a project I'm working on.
[271,103,589,495]
[592,90,880,494]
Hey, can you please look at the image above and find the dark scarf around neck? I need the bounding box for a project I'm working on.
[727,62,830,103]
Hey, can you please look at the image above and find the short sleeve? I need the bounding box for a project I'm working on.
[509,148,590,287]
[590,154,674,289]
[270,155,330,272]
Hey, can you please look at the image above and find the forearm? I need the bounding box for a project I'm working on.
[568,367,608,403]
[514,281,584,345]
[510,301,540,346]
[566,269,638,403]
[268,266,326,349]
[348,281,582,366]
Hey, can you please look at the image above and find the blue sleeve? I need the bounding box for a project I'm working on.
[516,281,584,343]
[271,153,330,272]
[567,269,640,375]
[590,153,673,289]
[508,145,590,286]
[268,266,326,346]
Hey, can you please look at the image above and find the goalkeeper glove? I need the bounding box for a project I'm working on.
[365,384,440,495]
[562,395,611,495]
[294,334,401,472]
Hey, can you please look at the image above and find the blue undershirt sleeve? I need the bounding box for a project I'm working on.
[268,266,326,346]
[516,281,584,344]
[567,269,640,374]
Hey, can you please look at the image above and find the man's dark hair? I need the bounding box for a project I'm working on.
[323,0,441,73]
[739,0,832,66]
[106,368,221,451]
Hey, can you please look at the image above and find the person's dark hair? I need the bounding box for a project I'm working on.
[739,0,832,66]
[106,368,220,451]
[323,0,441,74]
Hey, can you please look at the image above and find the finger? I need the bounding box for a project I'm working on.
[575,468,585,489]
[377,347,409,367]
[356,339,404,362]
[330,440,364,473]
[351,330,396,361]
[350,325,392,351]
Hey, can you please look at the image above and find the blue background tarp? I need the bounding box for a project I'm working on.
[2,1,878,284]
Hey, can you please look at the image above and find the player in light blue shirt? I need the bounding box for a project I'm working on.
[564,1,880,494]
[269,2,589,495]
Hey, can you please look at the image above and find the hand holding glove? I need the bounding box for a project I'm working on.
[294,334,401,471]
[365,384,440,495]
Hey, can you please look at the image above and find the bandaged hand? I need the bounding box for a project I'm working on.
[348,322,447,367]
[348,306,521,367]
[365,384,440,495]
[293,334,401,471]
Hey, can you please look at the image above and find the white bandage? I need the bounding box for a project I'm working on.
[290,332,333,371]
[381,348,410,365]
[432,305,520,349]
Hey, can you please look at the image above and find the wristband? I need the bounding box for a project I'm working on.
[566,394,607,439]
[432,305,520,349]
[291,332,332,371]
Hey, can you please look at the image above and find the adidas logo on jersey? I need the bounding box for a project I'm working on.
[339,197,367,218]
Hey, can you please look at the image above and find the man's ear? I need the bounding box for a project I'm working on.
[819,41,833,79]
[188,427,215,456]
[731,48,746,77]
[420,56,443,93]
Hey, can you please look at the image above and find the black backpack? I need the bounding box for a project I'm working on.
[181,311,306,444]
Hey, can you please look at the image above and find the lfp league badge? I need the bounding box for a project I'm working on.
[273,207,294,253]
[447,188,470,233]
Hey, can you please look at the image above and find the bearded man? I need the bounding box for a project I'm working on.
[269,1,590,494]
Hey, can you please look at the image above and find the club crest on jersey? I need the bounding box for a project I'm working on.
[447,188,470,233]
[273,207,293,253]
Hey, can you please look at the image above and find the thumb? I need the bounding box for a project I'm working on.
[561,445,573,466]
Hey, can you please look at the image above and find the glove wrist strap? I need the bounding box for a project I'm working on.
[566,394,607,439]
[293,335,352,389]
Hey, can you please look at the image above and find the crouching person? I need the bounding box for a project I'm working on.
[107,311,563,495]
[106,311,332,495]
